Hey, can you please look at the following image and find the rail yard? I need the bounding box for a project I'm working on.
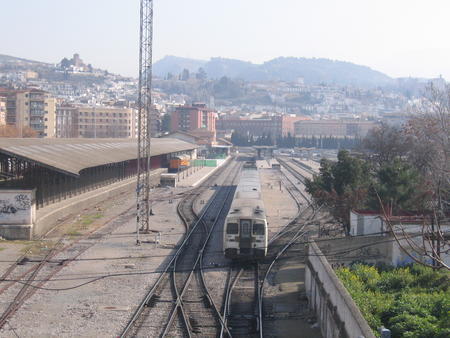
[0,154,331,337]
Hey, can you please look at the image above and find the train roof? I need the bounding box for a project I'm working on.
[227,167,266,219]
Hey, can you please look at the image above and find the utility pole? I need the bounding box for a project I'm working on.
[136,0,153,244]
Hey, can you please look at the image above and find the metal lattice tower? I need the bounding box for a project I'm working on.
[136,0,153,243]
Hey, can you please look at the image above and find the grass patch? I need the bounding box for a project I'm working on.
[18,240,53,255]
[66,212,104,237]
[67,228,82,237]
[0,247,5,251]
[80,212,104,226]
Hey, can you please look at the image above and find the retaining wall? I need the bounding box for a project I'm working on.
[33,169,166,239]
[305,241,375,338]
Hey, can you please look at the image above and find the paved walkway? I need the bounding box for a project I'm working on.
[177,158,231,187]
[176,166,216,187]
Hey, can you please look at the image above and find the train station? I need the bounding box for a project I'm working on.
[0,137,201,239]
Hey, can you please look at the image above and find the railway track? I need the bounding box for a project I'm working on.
[121,159,239,337]
[0,205,137,330]
[223,262,260,337]
[257,157,324,337]
[0,181,205,333]
[219,157,314,338]
[179,162,242,337]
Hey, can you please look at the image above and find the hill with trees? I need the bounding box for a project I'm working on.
[153,55,394,87]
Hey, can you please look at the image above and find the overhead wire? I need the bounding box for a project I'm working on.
[0,232,432,292]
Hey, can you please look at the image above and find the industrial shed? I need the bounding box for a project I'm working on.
[0,138,198,208]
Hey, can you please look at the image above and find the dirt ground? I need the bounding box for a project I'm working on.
[0,184,193,337]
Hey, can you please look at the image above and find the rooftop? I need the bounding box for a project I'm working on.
[0,138,198,177]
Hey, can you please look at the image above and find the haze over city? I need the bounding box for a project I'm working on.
[2,0,450,79]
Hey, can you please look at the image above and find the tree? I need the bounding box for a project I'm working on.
[60,57,71,69]
[305,150,372,231]
[362,122,410,167]
[385,83,450,270]
[181,68,190,81]
[196,67,207,80]
[369,159,423,213]
[406,84,449,211]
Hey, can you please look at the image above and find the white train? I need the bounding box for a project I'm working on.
[223,162,268,260]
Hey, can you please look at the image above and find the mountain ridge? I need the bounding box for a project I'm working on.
[153,55,394,87]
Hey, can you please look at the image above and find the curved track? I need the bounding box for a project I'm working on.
[257,157,323,337]
[121,159,240,337]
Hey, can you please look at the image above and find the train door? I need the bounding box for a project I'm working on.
[239,219,252,254]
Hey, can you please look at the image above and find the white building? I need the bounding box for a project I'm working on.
[350,210,450,267]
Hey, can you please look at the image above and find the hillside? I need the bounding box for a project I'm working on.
[154,55,394,87]
[0,54,50,66]
[153,55,206,78]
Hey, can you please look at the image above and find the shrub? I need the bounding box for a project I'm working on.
[336,263,450,337]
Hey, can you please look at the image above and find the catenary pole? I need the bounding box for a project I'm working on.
[136,0,153,244]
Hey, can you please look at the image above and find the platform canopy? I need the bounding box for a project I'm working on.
[0,138,198,176]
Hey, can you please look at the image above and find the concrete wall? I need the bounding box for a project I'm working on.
[305,241,375,338]
[33,169,166,238]
[391,236,450,267]
[348,212,450,266]
[350,211,383,236]
[0,189,36,240]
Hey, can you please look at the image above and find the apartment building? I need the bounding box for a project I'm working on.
[294,120,378,138]
[0,88,56,137]
[217,117,277,138]
[55,105,79,138]
[170,103,216,134]
[217,114,309,138]
[77,106,135,138]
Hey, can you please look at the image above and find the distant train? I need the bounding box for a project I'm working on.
[168,155,190,172]
[223,162,268,260]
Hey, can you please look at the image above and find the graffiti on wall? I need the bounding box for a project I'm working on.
[0,191,34,225]
[0,194,32,214]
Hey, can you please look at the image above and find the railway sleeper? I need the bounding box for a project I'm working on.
[229,318,258,331]
[202,294,212,308]
[17,257,30,265]
[188,317,201,333]
[145,294,160,307]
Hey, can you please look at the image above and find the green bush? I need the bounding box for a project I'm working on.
[336,264,450,338]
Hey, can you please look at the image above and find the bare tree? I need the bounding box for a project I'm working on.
[378,83,450,270]
[362,122,411,167]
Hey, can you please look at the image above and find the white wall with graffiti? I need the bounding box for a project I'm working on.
[0,190,36,238]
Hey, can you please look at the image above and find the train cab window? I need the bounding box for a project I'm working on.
[240,220,251,237]
[226,223,238,234]
[253,223,265,235]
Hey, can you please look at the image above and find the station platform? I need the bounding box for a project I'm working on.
[177,157,231,187]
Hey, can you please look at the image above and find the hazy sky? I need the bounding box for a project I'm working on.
[2,0,450,79]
